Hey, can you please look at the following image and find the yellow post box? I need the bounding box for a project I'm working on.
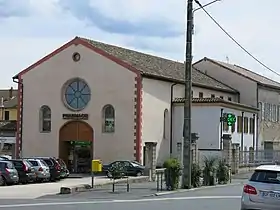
[91,159,102,172]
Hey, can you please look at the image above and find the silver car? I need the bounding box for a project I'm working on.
[241,164,280,210]
[26,159,50,182]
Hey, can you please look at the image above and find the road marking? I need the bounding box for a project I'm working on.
[0,196,241,208]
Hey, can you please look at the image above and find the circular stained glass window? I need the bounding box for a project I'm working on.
[64,79,91,110]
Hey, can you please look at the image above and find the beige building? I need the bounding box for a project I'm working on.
[13,37,239,172]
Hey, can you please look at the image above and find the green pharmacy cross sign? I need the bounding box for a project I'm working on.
[221,113,236,126]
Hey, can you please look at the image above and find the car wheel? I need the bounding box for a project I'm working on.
[0,176,6,186]
[107,171,113,178]
[136,171,142,176]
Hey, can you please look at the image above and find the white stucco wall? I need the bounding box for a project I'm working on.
[20,43,137,164]
[141,78,238,166]
[194,60,258,107]
[172,104,257,155]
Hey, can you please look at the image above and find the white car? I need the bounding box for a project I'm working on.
[241,164,280,210]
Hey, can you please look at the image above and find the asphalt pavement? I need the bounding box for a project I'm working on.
[0,182,244,210]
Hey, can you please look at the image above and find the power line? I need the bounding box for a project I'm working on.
[194,0,280,77]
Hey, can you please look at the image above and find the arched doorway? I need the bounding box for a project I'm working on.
[59,121,93,173]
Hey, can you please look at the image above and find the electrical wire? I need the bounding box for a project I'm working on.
[194,0,280,77]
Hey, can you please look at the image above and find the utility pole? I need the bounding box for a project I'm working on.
[182,0,194,189]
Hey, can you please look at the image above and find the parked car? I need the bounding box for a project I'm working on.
[0,160,19,185]
[35,157,61,181]
[26,158,50,182]
[0,155,11,160]
[102,160,145,178]
[241,164,280,210]
[10,159,36,184]
[56,158,69,179]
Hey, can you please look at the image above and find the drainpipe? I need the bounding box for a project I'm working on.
[220,108,224,150]
[170,83,178,156]
[13,77,23,158]
[252,114,256,149]
[241,111,244,151]
[256,85,259,153]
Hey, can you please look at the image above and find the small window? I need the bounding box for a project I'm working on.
[39,105,51,132]
[249,118,255,134]
[237,116,243,133]
[191,91,193,98]
[199,92,203,98]
[223,121,229,131]
[231,122,235,133]
[220,96,224,99]
[228,97,232,101]
[211,94,215,98]
[4,111,9,120]
[102,104,115,133]
[244,117,248,133]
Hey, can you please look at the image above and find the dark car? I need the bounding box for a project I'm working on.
[102,160,145,178]
[11,159,36,184]
[36,157,61,181]
[56,158,69,179]
[0,160,19,185]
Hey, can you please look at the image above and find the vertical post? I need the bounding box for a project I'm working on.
[182,0,193,189]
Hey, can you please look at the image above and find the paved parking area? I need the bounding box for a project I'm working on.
[0,177,111,199]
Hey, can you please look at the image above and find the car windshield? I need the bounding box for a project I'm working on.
[131,161,142,167]
[250,170,280,184]
[28,160,39,166]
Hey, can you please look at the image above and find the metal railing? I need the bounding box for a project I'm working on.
[239,150,280,167]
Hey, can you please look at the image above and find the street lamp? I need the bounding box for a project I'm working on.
[192,0,221,34]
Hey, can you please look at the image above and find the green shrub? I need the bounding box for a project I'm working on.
[202,156,217,186]
[109,162,125,179]
[191,163,201,188]
[216,159,229,184]
[163,158,182,190]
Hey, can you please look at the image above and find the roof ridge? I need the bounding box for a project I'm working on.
[234,64,280,85]
[80,37,183,64]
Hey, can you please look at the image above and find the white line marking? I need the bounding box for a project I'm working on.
[0,196,241,208]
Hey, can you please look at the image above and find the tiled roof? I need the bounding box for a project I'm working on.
[0,120,17,131]
[0,89,17,102]
[3,97,17,108]
[173,97,258,111]
[205,58,280,88]
[81,38,237,92]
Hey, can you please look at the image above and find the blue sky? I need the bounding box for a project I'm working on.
[1,0,280,88]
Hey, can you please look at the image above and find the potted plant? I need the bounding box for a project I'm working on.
[216,159,229,184]
[109,162,125,179]
[202,156,217,186]
[163,158,182,190]
[191,163,201,188]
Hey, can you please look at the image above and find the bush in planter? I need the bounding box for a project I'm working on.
[163,158,182,190]
[109,162,125,179]
[202,156,217,186]
[191,163,202,188]
[216,159,229,184]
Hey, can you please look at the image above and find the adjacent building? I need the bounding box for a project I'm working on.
[13,36,242,170]
[194,57,280,151]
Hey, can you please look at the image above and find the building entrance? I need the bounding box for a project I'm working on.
[59,121,93,173]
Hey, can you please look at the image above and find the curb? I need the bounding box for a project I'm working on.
[60,176,149,194]
[153,182,243,196]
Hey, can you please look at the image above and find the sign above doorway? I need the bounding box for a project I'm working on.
[62,114,89,120]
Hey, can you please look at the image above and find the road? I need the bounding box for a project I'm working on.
[0,183,244,209]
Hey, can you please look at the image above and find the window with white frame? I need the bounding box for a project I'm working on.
[39,105,51,132]
[102,105,115,133]
[264,103,269,120]
[273,104,277,122]
[278,105,280,122]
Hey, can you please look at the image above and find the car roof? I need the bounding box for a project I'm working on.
[255,164,280,172]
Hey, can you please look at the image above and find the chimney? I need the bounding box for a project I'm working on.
[9,87,13,99]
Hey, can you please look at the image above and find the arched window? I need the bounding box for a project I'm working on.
[40,105,51,132]
[163,109,169,139]
[102,105,115,133]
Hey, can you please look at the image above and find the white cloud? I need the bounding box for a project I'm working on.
[1,0,280,88]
